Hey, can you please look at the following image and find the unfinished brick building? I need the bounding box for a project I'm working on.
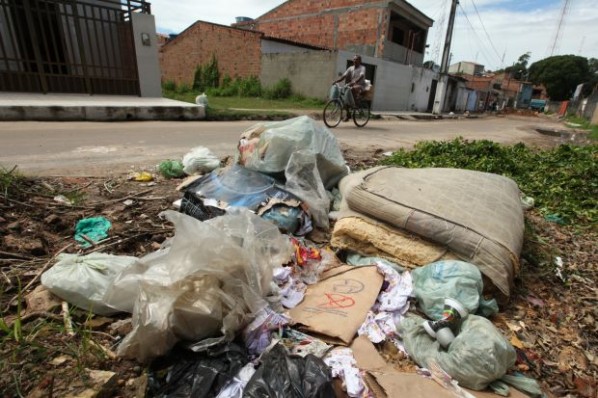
[160,21,263,86]
[236,0,433,66]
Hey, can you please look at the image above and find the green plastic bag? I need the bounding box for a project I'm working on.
[412,260,499,320]
[158,160,185,179]
[398,314,516,390]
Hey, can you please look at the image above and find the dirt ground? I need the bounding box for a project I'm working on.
[0,152,596,397]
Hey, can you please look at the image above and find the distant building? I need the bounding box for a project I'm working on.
[448,61,485,76]
[235,0,433,67]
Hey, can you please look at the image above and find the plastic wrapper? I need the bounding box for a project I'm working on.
[182,146,221,175]
[237,116,348,229]
[41,253,138,316]
[184,165,312,235]
[113,210,292,362]
[147,343,248,398]
[243,344,335,398]
[398,314,517,390]
[412,260,499,320]
[216,364,256,398]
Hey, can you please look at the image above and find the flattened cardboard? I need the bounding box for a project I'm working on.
[289,266,383,345]
[351,336,531,398]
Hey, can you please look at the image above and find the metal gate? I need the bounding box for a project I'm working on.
[0,0,150,95]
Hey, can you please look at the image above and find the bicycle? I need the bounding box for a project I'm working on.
[323,83,371,128]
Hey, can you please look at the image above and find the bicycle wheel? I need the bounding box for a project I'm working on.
[352,100,371,127]
[323,100,343,128]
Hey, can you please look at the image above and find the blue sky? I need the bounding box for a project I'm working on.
[151,0,598,70]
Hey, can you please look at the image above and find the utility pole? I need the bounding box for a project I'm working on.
[432,0,459,115]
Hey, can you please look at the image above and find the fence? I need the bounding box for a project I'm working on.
[0,0,150,95]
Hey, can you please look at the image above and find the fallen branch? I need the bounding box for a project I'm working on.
[4,242,74,313]
[0,251,35,261]
[91,188,154,206]
[4,311,63,328]
[62,301,75,337]
[86,229,171,254]
[89,339,117,359]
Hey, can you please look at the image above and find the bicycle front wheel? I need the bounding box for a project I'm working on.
[323,100,343,128]
[353,100,371,127]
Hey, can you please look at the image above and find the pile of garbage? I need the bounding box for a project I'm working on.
[39,116,543,397]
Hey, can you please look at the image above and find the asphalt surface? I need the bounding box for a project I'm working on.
[0,116,564,176]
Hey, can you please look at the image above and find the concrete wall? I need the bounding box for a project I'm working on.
[131,13,162,97]
[160,22,262,86]
[336,50,437,111]
[253,47,438,112]
[260,51,337,98]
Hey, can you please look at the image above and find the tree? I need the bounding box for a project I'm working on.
[505,52,531,80]
[528,55,591,100]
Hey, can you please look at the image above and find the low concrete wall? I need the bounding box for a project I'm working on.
[260,49,437,112]
[260,51,337,99]
[0,105,205,121]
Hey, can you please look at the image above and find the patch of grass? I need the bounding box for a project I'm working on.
[381,138,598,226]
[0,165,26,200]
[163,89,324,111]
[565,114,598,140]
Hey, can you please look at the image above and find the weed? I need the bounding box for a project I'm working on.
[0,165,25,200]
[162,80,176,91]
[264,78,292,99]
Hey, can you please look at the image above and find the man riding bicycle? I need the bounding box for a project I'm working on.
[334,55,366,121]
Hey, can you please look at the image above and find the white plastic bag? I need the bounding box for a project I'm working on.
[41,253,138,315]
[182,146,220,175]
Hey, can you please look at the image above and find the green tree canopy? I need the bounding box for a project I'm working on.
[505,52,531,80]
[528,55,591,100]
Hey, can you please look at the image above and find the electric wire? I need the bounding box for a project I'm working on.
[457,4,498,68]
[467,0,503,63]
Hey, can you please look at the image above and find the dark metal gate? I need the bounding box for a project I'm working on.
[0,0,150,95]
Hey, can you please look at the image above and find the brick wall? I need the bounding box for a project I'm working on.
[160,22,262,86]
[260,0,383,19]
[253,0,387,53]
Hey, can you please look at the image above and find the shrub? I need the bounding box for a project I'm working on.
[264,78,292,99]
[163,80,176,91]
[176,83,191,94]
[238,76,262,97]
[192,65,204,91]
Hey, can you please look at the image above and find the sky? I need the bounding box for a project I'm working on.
[150,0,598,71]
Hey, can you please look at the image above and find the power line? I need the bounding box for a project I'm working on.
[458,5,498,67]
[467,0,503,62]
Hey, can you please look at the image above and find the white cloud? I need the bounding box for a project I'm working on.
[151,0,598,68]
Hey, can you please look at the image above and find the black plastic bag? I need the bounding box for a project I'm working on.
[243,344,334,398]
[148,342,248,398]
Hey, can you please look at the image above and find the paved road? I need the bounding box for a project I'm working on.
[0,116,564,176]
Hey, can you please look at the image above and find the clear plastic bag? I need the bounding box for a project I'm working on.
[41,253,138,316]
[114,210,293,362]
[398,314,516,390]
[412,260,499,320]
[237,116,348,229]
